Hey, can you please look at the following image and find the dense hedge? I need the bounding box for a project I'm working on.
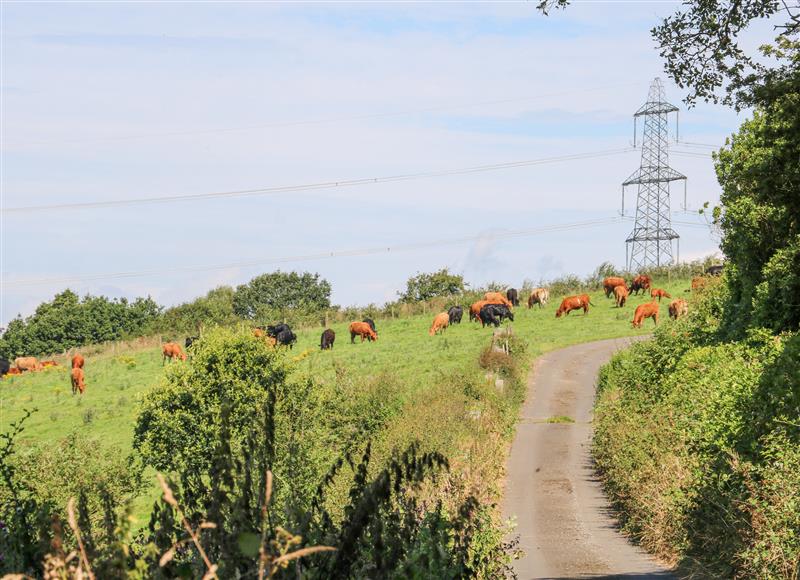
[593,282,800,578]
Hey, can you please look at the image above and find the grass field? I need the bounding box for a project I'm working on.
[1,279,689,448]
[0,279,692,519]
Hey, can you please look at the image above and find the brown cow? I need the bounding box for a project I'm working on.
[527,287,550,309]
[603,277,626,298]
[72,354,85,369]
[650,288,672,302]
[629,274,652,295]
[429,312,450,336]
[349,321,378,343]
[555,294,592,317]
[162,342,187,363]
[470,300,490,322]
[253,328,266,338]
[15,357,41,372]
[632,301,660,328]
[6,368,22,376]
[40,360,59,368]
[71,367,86,395]
[613,284,629,308]
[669,298,688,320]
[691,277,707,292]
[484,292,513,309]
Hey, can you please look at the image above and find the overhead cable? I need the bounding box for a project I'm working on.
[2,147,635,214]
[1,216,624,288]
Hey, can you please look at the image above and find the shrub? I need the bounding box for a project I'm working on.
[398,268,466,303]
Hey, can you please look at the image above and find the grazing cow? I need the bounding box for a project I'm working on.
[350,321,378,343]
[613,285,629,308]
[253,328,266,338]
[15,357,41,372]
[40,360,59,368]
[479,304,514,327]
[266,323,291,338]
[429,312,450,335]
[603,277,627,298]
[706,265,724,276]
[363,318,377,335]
[448,305,463,325]
[527,288,550,309]
[555,294,592,318]
[0,358,10,377]
[650,288,672,302]
[162,342,187,363]
[506,288,520,307]
[185,336,199,350]
[669,299,688,320]
[484,292,514,309]
[275,329,297,349]
[691,277,708,292]
[320,329,336,350]
[470,300,490,322]
[71,367,86,395]
[72,354,85,369]
[629,274,652,295]
[632,301,660,328]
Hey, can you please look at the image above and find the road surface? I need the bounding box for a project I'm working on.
[503,337,675,580]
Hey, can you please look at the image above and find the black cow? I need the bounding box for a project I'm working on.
[363,318,377,334]
[276,329,297,349]
[320,329,335,350]
[707,265,724,276]
[506,288,519,307]
[479,304,514,328]
[0,358,10,377]
[185,336,199,350]
[448,305,463,325]
[267,323,291,338]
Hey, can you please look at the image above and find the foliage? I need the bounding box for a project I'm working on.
[232,271,332,320]
[151,286,238,334]
[132,327,290,475]
[398,268,466,303]
[713,69,800,333]
[593,280,800,578]
[537,0,799,108]
[0,290,161,359]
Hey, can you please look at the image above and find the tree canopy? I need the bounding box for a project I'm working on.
[538,0,799,107]
[398,268,466,303]
[232,271,332,319]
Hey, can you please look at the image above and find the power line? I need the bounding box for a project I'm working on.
[1,216,625,288]
[7,81,644,148]
[2,147,635,214]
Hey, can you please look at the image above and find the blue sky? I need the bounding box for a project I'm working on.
[1,2,745,325]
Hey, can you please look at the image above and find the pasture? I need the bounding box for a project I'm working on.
[1,279,689,449]
[0,279,691,519]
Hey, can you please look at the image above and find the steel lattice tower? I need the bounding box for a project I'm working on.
[622,78,686,270]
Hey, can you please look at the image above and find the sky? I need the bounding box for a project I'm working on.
[0,1,746,325]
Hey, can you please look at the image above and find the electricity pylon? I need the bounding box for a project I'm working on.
[622,78,686,270]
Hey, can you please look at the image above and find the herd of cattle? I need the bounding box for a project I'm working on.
[0,271,714,394]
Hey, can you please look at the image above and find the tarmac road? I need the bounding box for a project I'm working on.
[502,337,675,580]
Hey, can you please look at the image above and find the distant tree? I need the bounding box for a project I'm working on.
[156,285,238,333]
[398,269,466,303]
[232,271,332,319]
[537,0,799,108]
[0,290,161,358]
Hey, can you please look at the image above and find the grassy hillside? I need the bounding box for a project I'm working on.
[1,279,689,452]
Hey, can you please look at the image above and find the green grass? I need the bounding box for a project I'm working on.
[0,280,690,523]
[545,415,576,424]
[1,279,689,450]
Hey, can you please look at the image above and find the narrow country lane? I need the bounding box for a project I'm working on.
[503,337,675,580]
